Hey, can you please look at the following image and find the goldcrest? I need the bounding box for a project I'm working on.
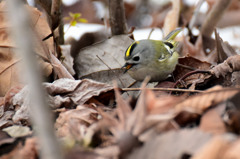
[123,28,181,82]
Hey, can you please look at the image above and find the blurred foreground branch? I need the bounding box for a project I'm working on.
[7,1,63,159]
[201,0,232,38]
[108,0,128,35]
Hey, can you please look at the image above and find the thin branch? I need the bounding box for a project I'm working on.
[122,87,203,93]
[201,0,232,38]
[108,0,128,35]
[7,1,63,159]
[189,0,205,30]
[173,70,212,88]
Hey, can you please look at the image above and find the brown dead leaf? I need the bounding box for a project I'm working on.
[174,56,211,86]
[211,55,240,78]
[199,103,227,134]
[127,128,212,159]
[55,105,98,140]
[0,137,38,159]
[146,89,183,114]
[65,148,107,159]
[8,78,113,124]
[175,86,239,113]
[44,78,114,106]
[182,35,208,61]
[215,30,237,63]
[0,130,16,156]
[0,111,14,129]
[192,136,233,159]
[3,85,23,111]
[0,1,55,96]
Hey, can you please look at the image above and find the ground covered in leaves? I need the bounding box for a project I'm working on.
[2,0,240,159]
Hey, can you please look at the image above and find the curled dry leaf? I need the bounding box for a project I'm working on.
[5,78,113,125]
[175,86,239,113]
[0,111,14,129]
[211,55,240,78]
[174,56,211,86]
[55,105,98,141]
[44,78,114,106]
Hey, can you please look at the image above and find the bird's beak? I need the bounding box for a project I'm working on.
[122,63,133,73]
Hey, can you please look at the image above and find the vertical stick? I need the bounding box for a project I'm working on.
[108,0,128,35]
[201,0,232,38]
[7,1,63,159]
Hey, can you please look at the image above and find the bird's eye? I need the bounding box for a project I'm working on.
[164,42,174,49]
[133,56,140,61]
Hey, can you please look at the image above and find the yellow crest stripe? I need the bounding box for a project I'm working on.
[126,41,139,57]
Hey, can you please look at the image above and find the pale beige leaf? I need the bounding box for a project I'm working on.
[74,35,135,88]
[163,0,180,36]
[192,136,232,159]
[2,125,32,138]
[223,139,240,158]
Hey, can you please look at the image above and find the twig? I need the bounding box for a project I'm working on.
[7,1,63,159]
[108,0,128,35]
[96,55,112,70]
[122,87,203,93]
[148,28,155,39]
[189,0,205,29]
[201,0,232,38]
[177,63,197,71]
[173,70,212,88]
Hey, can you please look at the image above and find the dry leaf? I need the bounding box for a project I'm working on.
[163,0,180,36]
[0,1,54,96]
[192,136,233,159]
[2,125,32,138]
[175,86,239,113]
[60,45,75,76]
[0,137,38,159]
[215,30,237,63]
[145,89,183,114]
[211,55,240,78]
[223,139,240,158]
[55,105,98,140]
[0,111,14,129]
[74,35,135,88]
[7,78,113,124]
[199,103,227,134]
[174,56,211,86]
[44,78,114,106]
[127,129,212,159]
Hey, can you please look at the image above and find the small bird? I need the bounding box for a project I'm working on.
[123,28,181,82]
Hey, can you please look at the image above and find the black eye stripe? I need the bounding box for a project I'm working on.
[129,42,137,54]
[126,42,138,57]
[164,42,174,49]
[133,56,140,61]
